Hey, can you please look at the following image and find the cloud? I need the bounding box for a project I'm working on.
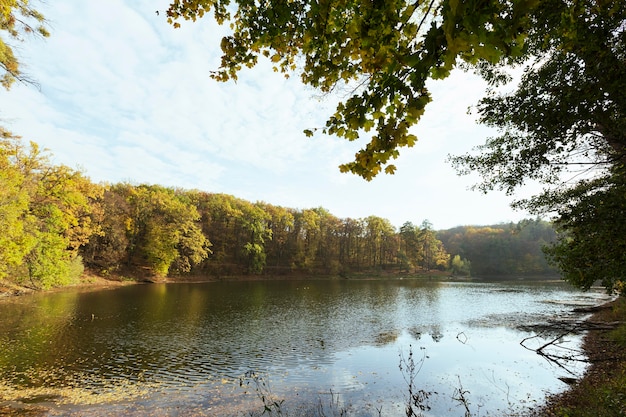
[0,1,539,230]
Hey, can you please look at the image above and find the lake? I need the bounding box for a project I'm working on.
[0,279,612,416]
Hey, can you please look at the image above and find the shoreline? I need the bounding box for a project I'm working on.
[0,276,621,416]
[0,269,564,300]
[531,296,626,415]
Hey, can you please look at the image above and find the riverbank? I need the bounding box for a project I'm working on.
[0,269,457,299]
[1,276,622,416]
[0,274,136,299]
[533,296,626,416]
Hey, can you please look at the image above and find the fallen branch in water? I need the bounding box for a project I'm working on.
[520,318,624,375]
[520,327,587,375]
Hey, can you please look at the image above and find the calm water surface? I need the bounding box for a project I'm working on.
[0,279,612,416]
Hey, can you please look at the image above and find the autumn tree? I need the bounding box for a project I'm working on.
[437,221,558,276]
[337,217,365,271]
[399,221,421,271]
[166,0,539,179]
[166,0,626,292]
[121,184,210,277]
[399,220,449,272]
[261,203,295,272]
[417,220,449,271]
[292,208,321,271]
[0,129,34,280]
[363,216,398,268]
[0,0,49,89]
[0,131,100,289]
[25,164,101,288]
[81,187,131,274]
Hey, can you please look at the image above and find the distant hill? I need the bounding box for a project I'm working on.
[437,219,559,277]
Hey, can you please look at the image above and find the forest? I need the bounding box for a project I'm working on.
[1,131,558,290]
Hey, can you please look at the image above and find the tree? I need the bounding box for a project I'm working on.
[165,0,537,180]
[121,185,210,277]
[261,203,295,272]
[0,129,35,280]
[81,187,131,274]
[24,164,101,288]
[399,221,421,271]
[417,220,449,271]
[0,131,99,289]
[450,1,626,292]
[450,254,471,276]
[542,169,626,293]
[167,1,626,292]
[437,221,557,276]
[238,200,271,274]
[0,0,49,89]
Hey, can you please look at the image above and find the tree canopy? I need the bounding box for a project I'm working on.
[450,0,625,293]
[165,0,536,179]
[0,0,48,89]
[166,0,626,294]
[2,132,564,288]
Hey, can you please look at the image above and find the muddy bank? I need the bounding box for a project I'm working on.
[532,297,626,415]
[0,274,137,299]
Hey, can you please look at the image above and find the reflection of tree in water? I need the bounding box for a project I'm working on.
[430,327,443,343]
[407,326,443,343]
[374,330,399,346]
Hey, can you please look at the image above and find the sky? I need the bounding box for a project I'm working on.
[0,1,542,230]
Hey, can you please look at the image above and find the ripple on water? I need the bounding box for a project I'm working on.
[0,280,614,416]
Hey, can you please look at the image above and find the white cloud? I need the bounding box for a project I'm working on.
[0,1,540,230]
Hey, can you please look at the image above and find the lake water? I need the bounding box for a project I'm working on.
[0,279,612,416]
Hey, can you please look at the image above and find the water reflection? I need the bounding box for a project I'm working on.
[0,280,611,416]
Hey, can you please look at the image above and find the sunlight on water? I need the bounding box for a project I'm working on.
[0,280,612,416]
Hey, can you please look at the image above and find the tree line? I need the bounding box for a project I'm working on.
[3,1,624,295]
[437,219,558,277]
[165,1,625,295]
[1,131,561,289]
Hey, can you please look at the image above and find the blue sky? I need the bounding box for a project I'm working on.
[0,1,541,230]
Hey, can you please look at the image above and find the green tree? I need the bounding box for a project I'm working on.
[122,185,210,277]
[450,254,471,276]
[25,164,100,288]
[0,0,49,89]
[418,220,449,271]
[399,221,421,271]
[0,130,35,280]
[0,132,99,289]
[166,0,538,179]
[542,170,626,293]
[450,1,625,292]
[194,192,244,274]
[238,201,271,274]
[261,203,295,272]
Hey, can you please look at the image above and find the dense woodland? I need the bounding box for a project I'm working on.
[437,220,558,277]
[1,131,558,290]
[2,1,624,297]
